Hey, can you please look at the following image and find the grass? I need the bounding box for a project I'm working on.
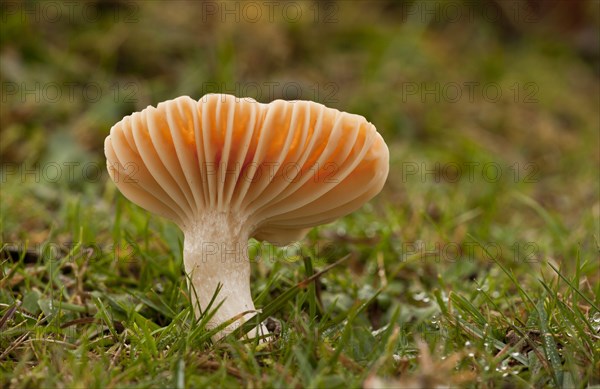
[1,1,599,388]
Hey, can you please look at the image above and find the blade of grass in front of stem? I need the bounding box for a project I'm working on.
[229,254,351,341]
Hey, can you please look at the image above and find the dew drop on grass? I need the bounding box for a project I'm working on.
[592,313,600,332]
[496,362,509,373]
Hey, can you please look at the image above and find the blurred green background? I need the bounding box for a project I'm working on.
[1,0,597,249]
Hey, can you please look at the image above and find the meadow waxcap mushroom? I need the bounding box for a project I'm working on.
[105,94,389,339]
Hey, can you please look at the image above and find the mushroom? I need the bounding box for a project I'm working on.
[104,94,389,340]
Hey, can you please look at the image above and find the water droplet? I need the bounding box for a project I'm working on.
[468,352,475,357]
[465,341,472,347]
[592,313,600,331]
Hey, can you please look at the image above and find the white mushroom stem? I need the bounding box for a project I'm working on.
[182,211,268,341]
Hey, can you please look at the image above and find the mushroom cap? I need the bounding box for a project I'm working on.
[105,94,389,245]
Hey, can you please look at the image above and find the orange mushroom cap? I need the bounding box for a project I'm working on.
[105,94,389,245]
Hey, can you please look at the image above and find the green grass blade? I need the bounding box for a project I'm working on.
[229,254,351,340]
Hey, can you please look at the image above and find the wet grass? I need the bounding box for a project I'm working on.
[1,1,599,388]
